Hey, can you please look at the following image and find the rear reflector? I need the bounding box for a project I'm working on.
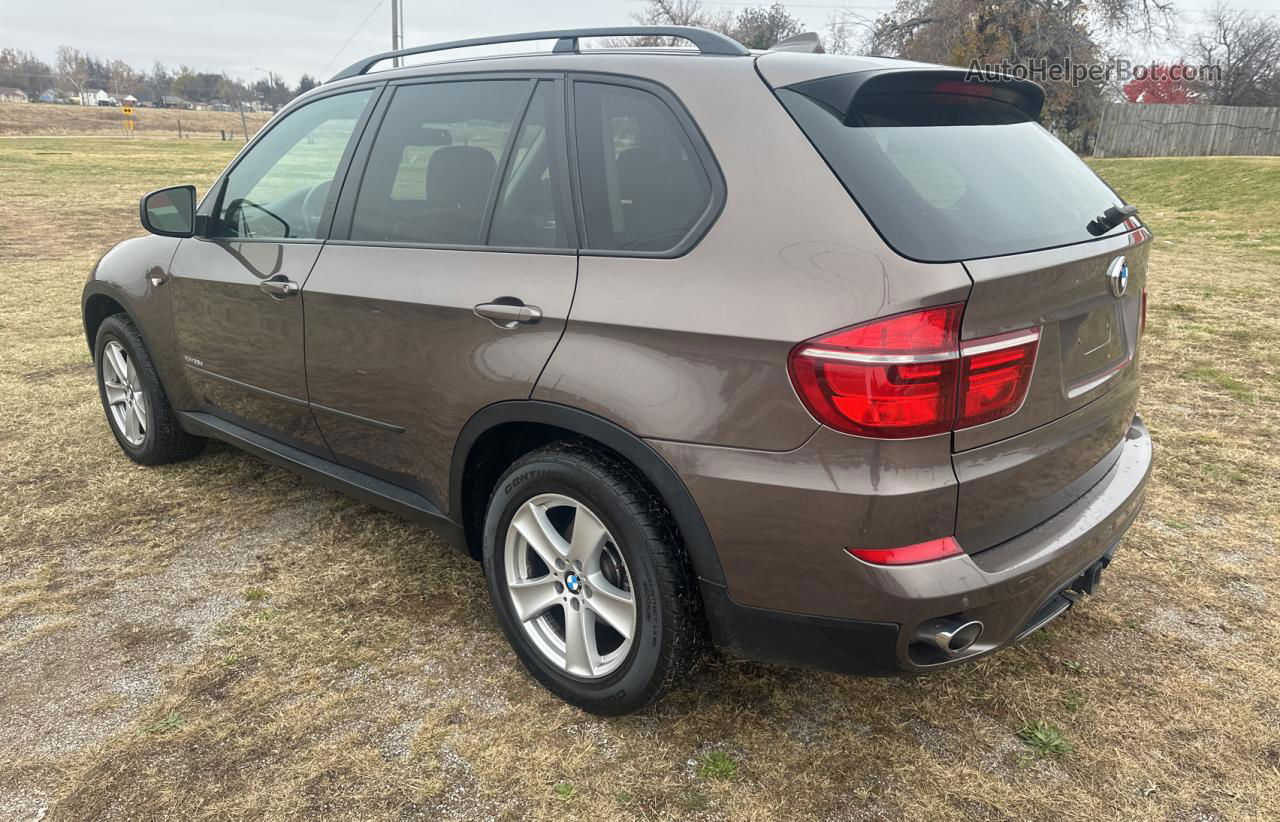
[1140,287,1148,335]
[788,305,1040,438]
[847,536,964,565]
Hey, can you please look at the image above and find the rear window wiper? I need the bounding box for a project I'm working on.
[1087,204,1138,236]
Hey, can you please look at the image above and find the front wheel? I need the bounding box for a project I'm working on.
[482,441,704,715]
[94,313,204,465]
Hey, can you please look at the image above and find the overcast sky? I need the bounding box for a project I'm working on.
[4,0,1277,85]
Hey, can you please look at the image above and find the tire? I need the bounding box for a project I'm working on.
[482,440,704,715]
[94,313,205,465]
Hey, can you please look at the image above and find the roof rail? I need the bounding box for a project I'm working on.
[329,26,750,82]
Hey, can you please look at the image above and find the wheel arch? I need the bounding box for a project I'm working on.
[82,288,130,356]
[449,401,726,586]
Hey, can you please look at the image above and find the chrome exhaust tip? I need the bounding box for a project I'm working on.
[915,618,984,656]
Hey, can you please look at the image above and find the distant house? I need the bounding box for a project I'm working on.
[37,89,61,103]
[79,89,113,106]
[122,94,138,106]
[158,95,192,110]
[0,87,28,103]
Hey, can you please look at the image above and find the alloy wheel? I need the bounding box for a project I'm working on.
[503,493,636,679]
[101,340,148,446]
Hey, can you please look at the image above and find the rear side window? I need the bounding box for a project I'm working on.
[778,78,1131,262]
[350,80,529,246]
[573,82,713,253]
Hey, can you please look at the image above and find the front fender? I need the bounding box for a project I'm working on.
[82,234,196,409]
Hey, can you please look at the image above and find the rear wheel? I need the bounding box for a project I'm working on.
[482,441,703,715]
[94,313,204,465]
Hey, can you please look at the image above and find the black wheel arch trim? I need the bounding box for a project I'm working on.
[450,400,726,586]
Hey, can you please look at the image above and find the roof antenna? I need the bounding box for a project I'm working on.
[769,32,825,53]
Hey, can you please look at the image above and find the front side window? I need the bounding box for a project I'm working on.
[208,90,373,240]
[573,82,713,253]
[350,80,531,246]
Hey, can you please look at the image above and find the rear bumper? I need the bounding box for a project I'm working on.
[692,416,1152,674]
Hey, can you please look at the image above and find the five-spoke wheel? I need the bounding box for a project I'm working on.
[100,339,148,446]
[505,493,636,679]
[483,441,704,715]
[93,312,204,465]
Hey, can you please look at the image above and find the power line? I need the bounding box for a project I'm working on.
[318,0,387,78]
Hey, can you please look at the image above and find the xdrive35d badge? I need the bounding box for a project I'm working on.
[82,25,1152,714]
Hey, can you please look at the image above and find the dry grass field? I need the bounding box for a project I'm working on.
[1,137,1278,821]
[0,101,270,138]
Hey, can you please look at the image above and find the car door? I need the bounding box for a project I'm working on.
[303,76,577,506]
[169,87,378,455]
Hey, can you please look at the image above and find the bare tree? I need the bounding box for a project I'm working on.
[56,46,90,103]
[1190,3,1280,106]
[107,59,140,99]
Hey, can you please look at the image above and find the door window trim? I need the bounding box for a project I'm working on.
[327,71,578,256]
[565,71,726,260]
[194,82,387,245]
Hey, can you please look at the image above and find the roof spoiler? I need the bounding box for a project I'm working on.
[786,67,1046,121]
[770,32,825,54]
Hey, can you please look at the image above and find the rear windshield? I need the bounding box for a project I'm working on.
[778,83,1130,262]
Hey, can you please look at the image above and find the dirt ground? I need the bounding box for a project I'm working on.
[1,138,1278,821]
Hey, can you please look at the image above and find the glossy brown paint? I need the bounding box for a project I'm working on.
[168,238,332,455]
[83,235,194,407]
[302,245,576,507]
[955,231,1149,451]
[646,427,960,616]
[534,55,972,450]
[656,416,1150,670]
[85,44,1154,679]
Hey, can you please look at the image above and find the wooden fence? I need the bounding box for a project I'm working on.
[1093,102,1280,157]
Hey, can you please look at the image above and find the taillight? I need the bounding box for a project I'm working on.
[788,305,1040,439]
[957,330,1040,428]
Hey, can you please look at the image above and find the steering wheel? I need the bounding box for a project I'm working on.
[301,180,332,236]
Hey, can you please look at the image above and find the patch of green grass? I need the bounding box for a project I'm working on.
[1017,721,1073,757]
[696,750,739,781]
[1063,693,1088,712]
[1182,365,1255,403]
[243,587,267,602]
[552,781,575,800]
[1061,659,1084,673]
[143,712,184,735]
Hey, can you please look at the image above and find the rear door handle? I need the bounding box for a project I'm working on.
[474,300,542,328]
[260,276,299,298]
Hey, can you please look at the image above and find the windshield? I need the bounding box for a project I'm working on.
[778,84,1131,262]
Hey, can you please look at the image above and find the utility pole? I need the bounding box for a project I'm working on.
[391,0,404,66]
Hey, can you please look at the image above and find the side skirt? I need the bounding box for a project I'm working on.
[179,411,467,551]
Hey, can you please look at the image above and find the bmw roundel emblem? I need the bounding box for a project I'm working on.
[1106,256,1129,298]
[565,573,582,593]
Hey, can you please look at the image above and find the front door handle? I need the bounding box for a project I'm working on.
[260,276,299,298]
[474,300,542,328]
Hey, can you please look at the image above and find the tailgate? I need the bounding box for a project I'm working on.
[954,229,1149,552]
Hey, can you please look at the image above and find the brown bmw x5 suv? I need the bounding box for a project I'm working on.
[83,27,1152,714]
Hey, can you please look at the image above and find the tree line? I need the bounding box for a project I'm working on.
[0,46,318,108]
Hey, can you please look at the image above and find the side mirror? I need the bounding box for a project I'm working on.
[140,185,196,238]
